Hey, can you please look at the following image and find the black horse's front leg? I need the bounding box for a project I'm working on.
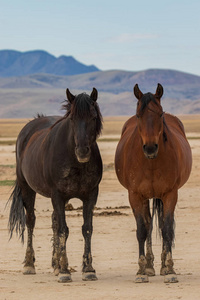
[51,191,71,283]
[82,188,98,281]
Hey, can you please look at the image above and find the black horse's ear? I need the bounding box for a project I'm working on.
[90,87,98,102]
[66,88,75,103]
[155,83,164,99]
[133,84,143,100]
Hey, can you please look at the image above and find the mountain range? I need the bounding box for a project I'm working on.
[0,50,99,77]
[0,50,200,117]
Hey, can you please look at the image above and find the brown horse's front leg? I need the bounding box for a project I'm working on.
[161,191,178,283]
[129,192,149,283]
[145,227,155,276]
[81,189,98,281]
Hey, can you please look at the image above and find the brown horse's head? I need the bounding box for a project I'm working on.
[134,83,164,159]
[65,88,102,163]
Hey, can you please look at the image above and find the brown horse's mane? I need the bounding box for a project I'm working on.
[138,92,168,141]
[138,92,163,116]
[62,93,103,136]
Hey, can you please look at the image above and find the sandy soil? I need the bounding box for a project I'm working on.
[0,137,200,300]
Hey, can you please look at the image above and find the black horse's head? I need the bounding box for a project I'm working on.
[64,88,102,163]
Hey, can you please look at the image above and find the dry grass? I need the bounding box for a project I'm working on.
[103,115,200,136]
[0,115,199,140]
[177,115,200,133]
[0,119,30,138]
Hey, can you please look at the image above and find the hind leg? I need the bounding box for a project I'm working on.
[145,201,155,276]
[22,185,36,274]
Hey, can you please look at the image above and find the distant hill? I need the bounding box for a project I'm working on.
[1,68,200,96]
[0,50,99,77]
[0,68,200,117]
[0,50,200,117]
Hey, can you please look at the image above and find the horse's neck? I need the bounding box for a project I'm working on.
[50,117,75,145]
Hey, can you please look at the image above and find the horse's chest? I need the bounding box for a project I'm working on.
[58,166,101,196]
[136,167,176,198]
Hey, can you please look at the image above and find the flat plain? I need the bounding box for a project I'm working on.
[0,115,200,300]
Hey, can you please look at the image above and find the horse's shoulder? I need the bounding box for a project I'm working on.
[121,115,137,136]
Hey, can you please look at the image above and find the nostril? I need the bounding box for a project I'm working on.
[76,146,90,156]
[143,144,158,155]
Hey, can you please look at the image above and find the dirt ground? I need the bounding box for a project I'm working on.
[0,131,200,299]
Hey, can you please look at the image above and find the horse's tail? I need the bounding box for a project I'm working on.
[8,181,26,243]
[152,198,163,237]
[152,197,175,245]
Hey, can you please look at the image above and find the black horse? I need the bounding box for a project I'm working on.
[8,88,103,282]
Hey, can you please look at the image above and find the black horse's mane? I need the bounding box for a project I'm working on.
[63,93,103,136]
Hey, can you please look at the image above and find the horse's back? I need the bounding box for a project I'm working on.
[164,113,186,137]
[164,114,192,186]
[16,116,60,156]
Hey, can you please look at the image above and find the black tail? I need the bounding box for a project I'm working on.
[153,198,175,246]
[152,198,164,237]
[8,182,26,243]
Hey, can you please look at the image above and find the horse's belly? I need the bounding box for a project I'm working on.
[22,167,51,198]
[20,154,51,198]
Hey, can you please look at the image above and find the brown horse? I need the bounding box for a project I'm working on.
[8,88,103,283]
[115,84,192,283]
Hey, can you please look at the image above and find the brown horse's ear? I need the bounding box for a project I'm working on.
[155,83,164,99]
[133,84,143,100]
[66,88,75,103]
[90,87,98,102]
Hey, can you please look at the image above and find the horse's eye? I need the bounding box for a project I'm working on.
[136,114,140,119]
[160,112,164,118]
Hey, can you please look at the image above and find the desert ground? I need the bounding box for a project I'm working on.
[0,116,200,300]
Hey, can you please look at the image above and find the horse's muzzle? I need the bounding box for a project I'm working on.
[75,146,91,163]
[143,144,158,159]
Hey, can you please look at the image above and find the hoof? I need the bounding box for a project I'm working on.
[58,274,72,283]
[54,268,60,276]
[82,272,98,281]
[145,268,155,276]
[23,266,36,275]
[160,267,167,276]
[164,274,178,283]
[135,274,149,283]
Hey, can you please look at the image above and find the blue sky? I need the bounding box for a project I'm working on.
[1,0,200,75]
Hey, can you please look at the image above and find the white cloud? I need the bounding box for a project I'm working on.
[110,33,158,43]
